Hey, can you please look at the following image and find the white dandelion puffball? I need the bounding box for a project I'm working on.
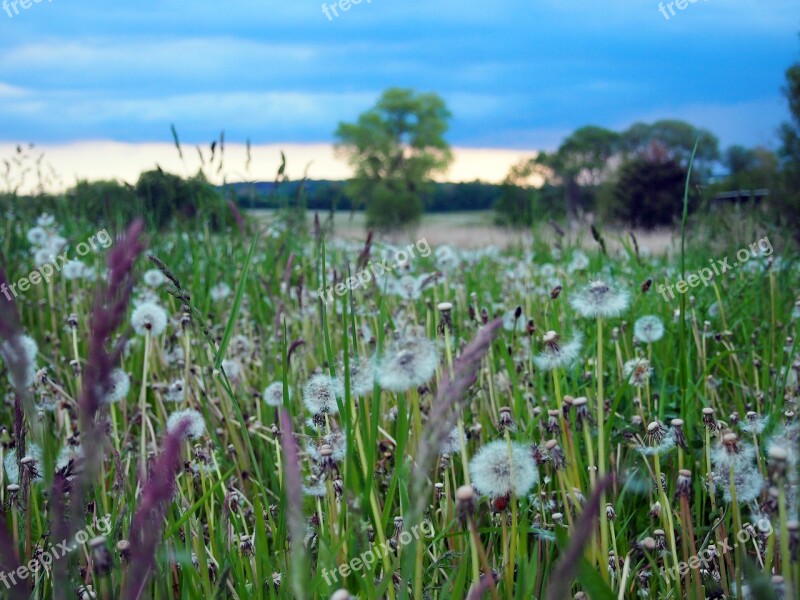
[334,356,376,398]
[103,369,130,404]
[502,310,526,332]
[167,409,206,439]
[533,331,583,371]
[27,226,48,246]
[37,213,55,227]
[624,358,652,387]
[439,427,462,455]
[4,443,43,484]
[0,335,38,389]
[131,302,168,336]
[165,379,186,403]
[143,269,166,288]
[34,248,55,267]
[634,315,665,343]
[210,282,231,302]
[469,440,539,498]
[263,381,289,407]
[376,336,439,393]
[62,261,86,281]
[303,373,339,415]
[570,279,630,319]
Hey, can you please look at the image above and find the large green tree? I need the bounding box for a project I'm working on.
[621,119,719,176]
[334,88,452,230]
[778,44,800,233]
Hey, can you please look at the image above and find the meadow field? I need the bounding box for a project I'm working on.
[0,207,798,600]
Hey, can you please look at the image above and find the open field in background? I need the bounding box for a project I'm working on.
[251,209,678,255]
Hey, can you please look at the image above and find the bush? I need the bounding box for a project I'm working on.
[601,155,696,229]
[364,184,423,231]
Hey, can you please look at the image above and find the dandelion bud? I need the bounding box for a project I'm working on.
[545,410,561,435]
[676,469,692,499]
[702,407,716,430]
[89,537,112,576]
[653,529,667,551]
[573,397,593,430]
[550,285,562,299]
[480,307,489,324]
[526,320,535,336]
[671,419,689,451]
[498,407,515,433]
[437,302,454,335]
[611,327,619,341]
[239,534,254,556]
[605,503,616,521]
[721,432,741,455]
[514,305,522,320]
[468,423,482,442]
[552,512,564,524]
[641,278,652,293]
[729,411,740,425]
[545,439,566,471]
[646,421,666,445]
[649,502,661,519]
[434,482,444,500]
[638,537,656,552]
[608,551,618,574]
[116,539,131,562]
[67,313,79,328]
[456,485,476,524]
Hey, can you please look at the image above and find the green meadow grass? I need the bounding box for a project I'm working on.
[0,207,798,600]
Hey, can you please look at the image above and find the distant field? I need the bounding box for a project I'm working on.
[249,208,678,255]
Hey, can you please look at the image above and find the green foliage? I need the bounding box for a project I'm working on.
[335,87,453,229]
[600,153,696,229]
[777,52,800,240]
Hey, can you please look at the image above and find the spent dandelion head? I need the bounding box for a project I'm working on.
[131,302,168,337]
[376,335,439,393]
[263,381,289,407]
[570,279,630,319]
[624,357,652,387]
[303,373,338,416]
[533,330,583,371]
[166,409,206,439]
[469,440,539,499]
[633,315,665,343]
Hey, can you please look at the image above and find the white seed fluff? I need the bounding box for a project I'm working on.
[167,409,206,439]
[634,315,665,343]
[303,373,339,415]
[131,302,168,336]
[263,381,289,407]
[469,440,539,498]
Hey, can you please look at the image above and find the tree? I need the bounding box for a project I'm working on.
[602,144,696,229]
[334,88,452,230]
[621,120,719,176]
[778,43,800,235]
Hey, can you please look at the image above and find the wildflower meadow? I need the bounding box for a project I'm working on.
[0,199,798,600]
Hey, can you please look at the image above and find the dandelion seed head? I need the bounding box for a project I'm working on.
[439,427,462,455]
[634,315,665,343]
[534,332,583,371]
[143,269,166,288]
[102,369,130,404]
[165,378,185,403]
[263,381,288,407]
[210,283,231,302]
[570,279,630,319]
[334,356,375,398]
[27,227,48,246]
[131,302,168,336]
[624,358,652,387]
[0,335,38,389]
[167,409,206,439]
[62,261,86,281]
[303,373,338,415]
[376,336,439,393]
[469,440,539,498]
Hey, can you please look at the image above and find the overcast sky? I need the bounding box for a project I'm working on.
[0,0,798,185]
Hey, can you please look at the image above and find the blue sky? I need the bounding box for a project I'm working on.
[0,0,798,153]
